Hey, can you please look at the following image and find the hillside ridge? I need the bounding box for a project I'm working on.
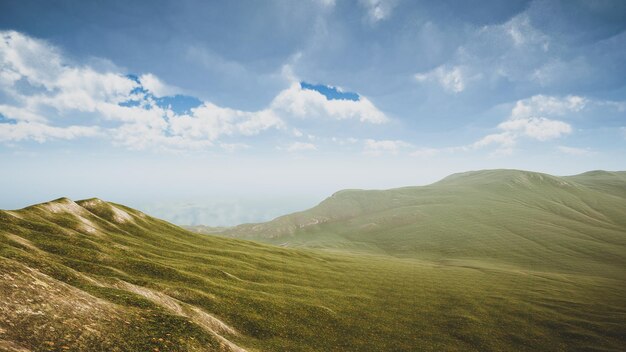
[217,169,626,277]
[1,179,626,351]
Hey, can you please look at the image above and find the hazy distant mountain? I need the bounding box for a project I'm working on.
[1,170,625,351]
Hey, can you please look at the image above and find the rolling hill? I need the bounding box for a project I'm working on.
[0,169,625,351]
[219,169,626,277]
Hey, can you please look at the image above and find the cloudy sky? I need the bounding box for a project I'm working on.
[1,0,625,225]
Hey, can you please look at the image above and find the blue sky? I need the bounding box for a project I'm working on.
[1,0,625,225]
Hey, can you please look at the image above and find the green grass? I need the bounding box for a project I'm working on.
[223,169,626,277]
[0,169,625,351]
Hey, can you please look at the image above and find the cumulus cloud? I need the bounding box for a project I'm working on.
[510,95,587,120]
[271,83,388,124]
[0,30,281,149]
[0,31,388,150]
[169,104,283,141]
[471,132,516,149]
[494,95,583,142]
[0,105,46,123]
[464,95,585,154]
[0,30,133,141]
[280,57,388,124]
[138,73,180,97]
[498,117,572,141]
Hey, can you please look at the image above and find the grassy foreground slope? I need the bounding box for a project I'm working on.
[0,172,624,350]
[221,170,626,277]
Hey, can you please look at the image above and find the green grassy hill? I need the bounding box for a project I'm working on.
[222,169,626,277]
[0,169,625,351]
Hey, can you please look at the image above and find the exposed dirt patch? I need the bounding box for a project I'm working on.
[80,199,133,224]
[3,211,23,219]
[109,205,133,223]
[114,280,245,352]
[40,198,100,234]
[42,198,88,216]
[0,258,125,351]
[116,280,184,315]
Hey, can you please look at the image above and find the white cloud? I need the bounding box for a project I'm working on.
[111,119,214,151]
[0,30,63,88]
[234,109,284,136]
[498,117,572,141]
[0,104,46,123]
[286,142,317,152]
[453,94,626,156]
[415,66,469,93]
[413,73,429,82]
[1,31,389,151]
[510,95,587,120]
[364,139,411,156]
[0,31,136,109]
[332,137,359,145]
[438,67,465,93]
[504,15,550,49]
[462,95,583,155]
[271,82,388,124]
[0,121,100,142]
[0,31,133,142]
[471,132,516,149]
[437,13,552,88]
[457,132,516,156]
[139,73,180,97]
[168,103,283,142]
[557,146,594,156]
[495,95,582,142]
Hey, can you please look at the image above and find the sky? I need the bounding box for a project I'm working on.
[1,0,625,225]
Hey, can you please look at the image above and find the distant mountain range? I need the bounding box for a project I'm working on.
[2,169,625,351]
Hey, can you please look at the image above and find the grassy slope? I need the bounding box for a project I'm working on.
[0,170,624,351]
[223,170,626,277]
